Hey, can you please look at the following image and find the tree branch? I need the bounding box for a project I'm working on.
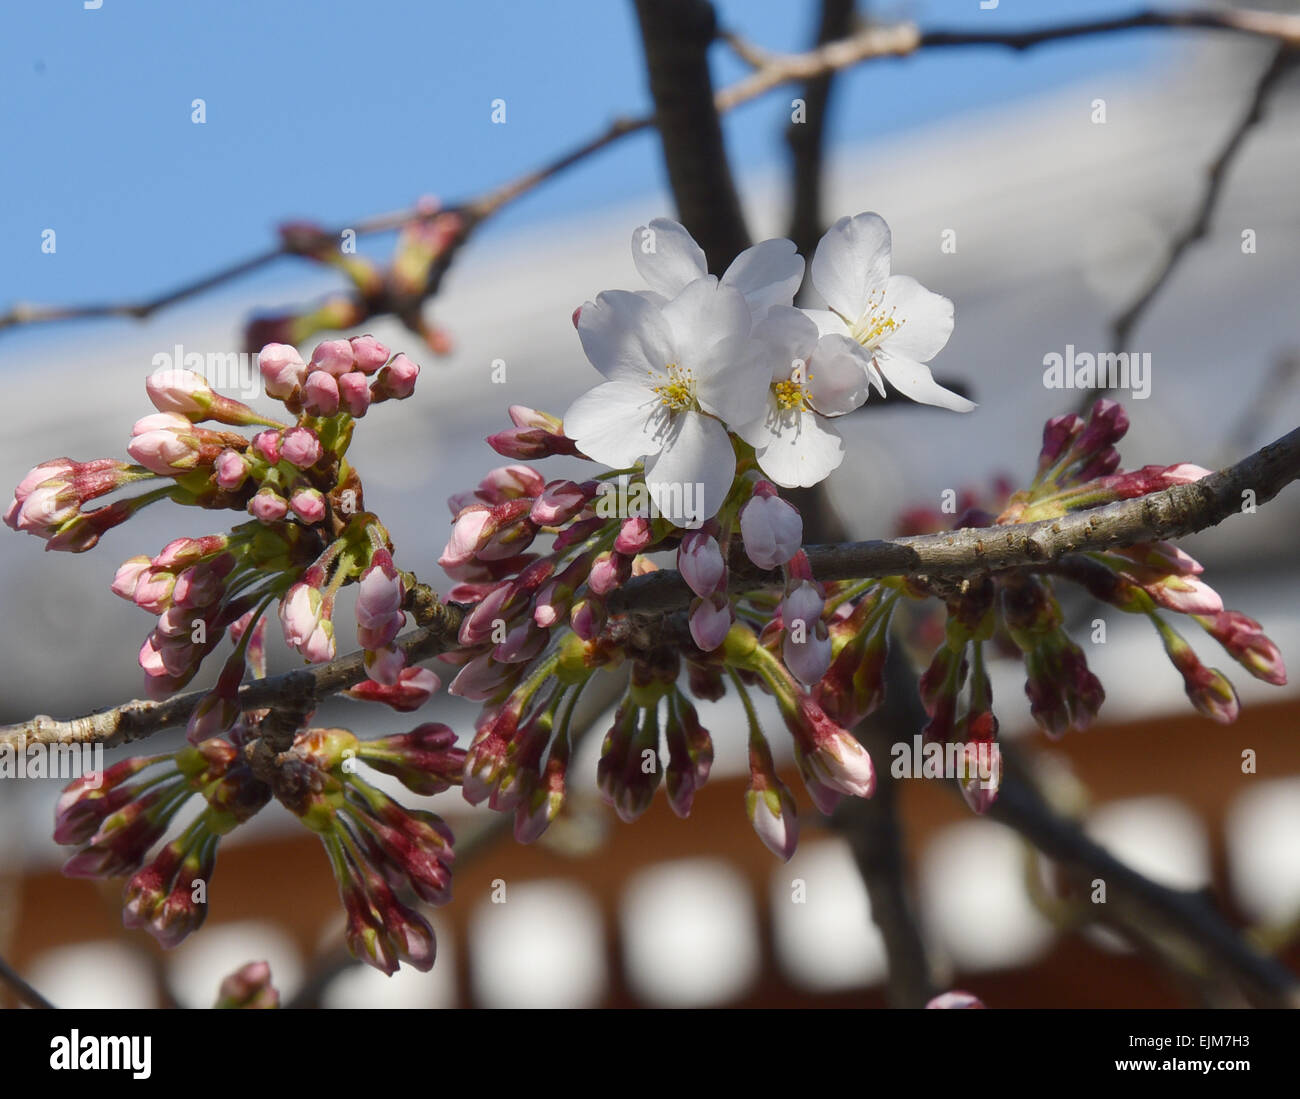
[7,7,1297,337]
[1076,43,1295,412]
[831,644,938,1007]
[610,423,1300,614]
[0,602,462,751]
[785,0,857,266]
[9,424,1296,752]
[0,954,55,1010]
[990,748,1300,1008]
[633,0,751,271]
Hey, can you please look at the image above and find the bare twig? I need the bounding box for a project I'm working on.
[1076,44,1295,412]
[0,953,56,1010]
[6,8,1298,338]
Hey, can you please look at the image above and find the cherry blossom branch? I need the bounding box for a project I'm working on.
[6,424,1296,753]
[0,602,462,752]
[609,423,1300,614]
[5,7,1297,338]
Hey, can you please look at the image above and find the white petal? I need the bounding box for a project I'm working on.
[876,274,954,362]
[644,411,735,527]
[660,276,745,362]
[875,352,975,412]
[808,334,872,416]
[800,308,850,338]
[577,290,676,384]
[722,238,804,321]
[754,306,819,382]
[563,381,672,467]
[693,333,774,427]
[733,392,786,450]
[755,411,845,489]
[631,218,708,299]
[810,213,891,321]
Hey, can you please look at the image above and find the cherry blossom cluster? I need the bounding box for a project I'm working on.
[9,212,1289,979]
[7,334,430,741]
[53,701,465,971]
[889,398,1285,810]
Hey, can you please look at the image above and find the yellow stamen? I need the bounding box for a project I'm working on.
[850,288,903,348]
[649,363,697,411]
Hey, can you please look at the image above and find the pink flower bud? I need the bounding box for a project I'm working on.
[289,487,327,524]
[689,593,733,652]
[215,962,280,1010]
[439,506,493,569]
[109,556,149,601]
[485,465,546,502]
[677,531,725,597]
[338,371,372,417]
[345,666,439,712]
[249,488,288,522]
[301,619,336,663]
[956,735,1001,815]
[356,556,406,631]
[530,479,592,526]
[614,516,654,555]
[785,694,875,799]
[310,338,355,376]
[259,343,307,400]
[214,448,250,489]
[371,353,419,401]
[570,597,606,640]
[349,334,390,375]
[252,429,282,464]
[588,550,631,595]
[146,368,215,418]
[279,583,324,647]
[740,482,802,569]
[1197,610,1287,686]
[133,568,176,614]
[280,427,323,469]
[364,645,407,687]
[746,766,799,861]
[127,414,201,475]
[927,990,985,1009]
[302,371,341,415]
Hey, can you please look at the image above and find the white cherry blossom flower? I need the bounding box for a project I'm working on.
[804,212,973,412]
[733,306,871,488]
[631,218,803,324]
[562,278,769,526]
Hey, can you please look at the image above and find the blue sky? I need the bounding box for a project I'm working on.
[0,0,1168,355]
